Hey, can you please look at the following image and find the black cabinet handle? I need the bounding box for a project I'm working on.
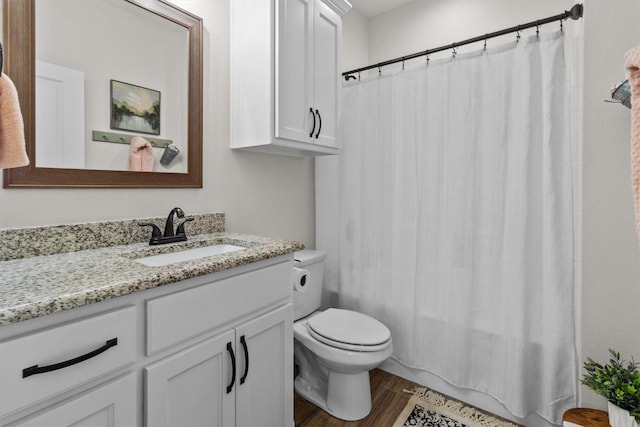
[315,109,322,139]
[240,335,249,385]
[23,338,118,378]
[309,107,316,137]
[226,342,236,394]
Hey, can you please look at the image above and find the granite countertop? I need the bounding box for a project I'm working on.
[0,215,304,326]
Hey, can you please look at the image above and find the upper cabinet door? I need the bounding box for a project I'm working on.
[277,0,342,148]
[230,0,350,156]
[312,1,341,148]
[277,0,314,143]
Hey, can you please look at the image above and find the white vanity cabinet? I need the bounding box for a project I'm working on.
[145,331,236,426]
[231,0,351,156]
[7,374,137,427]
[234,305,293,427]
[0,256,295,427]
[0,307,138,427]
[145,305,293,427]
[144,259,294,427]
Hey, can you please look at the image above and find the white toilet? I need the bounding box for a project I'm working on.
[292,250,393,421]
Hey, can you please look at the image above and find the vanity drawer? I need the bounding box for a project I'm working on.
[147,261,291,355]
[0,306,136,417]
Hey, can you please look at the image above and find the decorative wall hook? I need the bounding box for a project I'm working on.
[92,130,172,148]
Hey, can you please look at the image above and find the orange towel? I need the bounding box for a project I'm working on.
[128,136,154,172]
[626,46,640,237]
[0,73,29,169]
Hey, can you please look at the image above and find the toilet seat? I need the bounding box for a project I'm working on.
[306,309,391,352]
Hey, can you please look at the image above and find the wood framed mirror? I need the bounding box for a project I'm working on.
[2,0,203,188]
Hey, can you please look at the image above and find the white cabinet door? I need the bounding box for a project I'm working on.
[277,0,341,148]
[235,305,294,427]
[312,1,341,148]
[276,0,314,143]
[145,331,236,427]
[230,0,349,156]
[8,374,136,427]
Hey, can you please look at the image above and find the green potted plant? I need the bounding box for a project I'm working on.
[582,349,640,427]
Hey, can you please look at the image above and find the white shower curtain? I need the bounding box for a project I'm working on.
[316,32,576,423]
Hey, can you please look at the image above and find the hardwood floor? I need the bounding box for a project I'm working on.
[294,369,420,427]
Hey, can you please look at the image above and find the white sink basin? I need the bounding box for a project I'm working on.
[134,244,246,267]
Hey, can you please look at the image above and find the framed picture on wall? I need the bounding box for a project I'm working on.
[110,80,161,135]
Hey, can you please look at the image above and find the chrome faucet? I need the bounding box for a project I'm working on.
[139,207,194,245]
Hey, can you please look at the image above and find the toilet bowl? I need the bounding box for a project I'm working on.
[293,309,393,421]
[292,250,393,421]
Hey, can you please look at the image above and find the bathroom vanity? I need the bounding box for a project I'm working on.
[0,213,302,427]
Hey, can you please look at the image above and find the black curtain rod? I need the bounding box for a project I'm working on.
[342,3,583,80]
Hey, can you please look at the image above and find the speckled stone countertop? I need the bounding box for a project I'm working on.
[0,213,304,326]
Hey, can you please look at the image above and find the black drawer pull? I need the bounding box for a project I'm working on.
[315,109,322,139]
[226,342,236,394]
[309,107,316,137]
[240,335,249,385]
[23,338,118,378]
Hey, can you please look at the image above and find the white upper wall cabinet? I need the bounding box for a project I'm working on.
[231,0,351,156]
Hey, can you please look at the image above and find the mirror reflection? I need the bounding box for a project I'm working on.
[3,0,202,188]
[35,0,189,173]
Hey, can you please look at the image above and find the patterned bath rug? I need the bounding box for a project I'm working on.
[392,387,520,427]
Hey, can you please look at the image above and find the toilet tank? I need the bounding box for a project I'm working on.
[293,250,326,321]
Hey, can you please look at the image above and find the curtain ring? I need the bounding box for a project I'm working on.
[452,44,457,58]
[426,54,430,67]
[483,37,487,51]
[560,19,564,32]
[516,26,521,42]
[358,72,361,81]
[378,66,381,76]
[536,24,540,38]
[402,59,405,71]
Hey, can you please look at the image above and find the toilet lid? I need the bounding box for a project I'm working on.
[307,309,391,351]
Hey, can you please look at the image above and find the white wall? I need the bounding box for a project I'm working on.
[342,8,369,71]
[581,0,640,410]
[0,0,316,248]
[343,0,640,417]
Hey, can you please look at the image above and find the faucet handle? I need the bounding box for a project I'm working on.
[139,222,162,243]
[176,217,194,236]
